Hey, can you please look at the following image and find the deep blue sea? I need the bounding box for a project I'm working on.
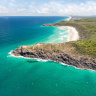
[0,16,96,96]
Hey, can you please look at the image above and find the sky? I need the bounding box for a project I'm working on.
[0,0,96,16]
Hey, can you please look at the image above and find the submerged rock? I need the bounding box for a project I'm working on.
[27,60,38,63]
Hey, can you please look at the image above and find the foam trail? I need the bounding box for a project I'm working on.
[36,59,48,62]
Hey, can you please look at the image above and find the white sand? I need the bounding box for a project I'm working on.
[65,16,72,21]
[60,26,79,42]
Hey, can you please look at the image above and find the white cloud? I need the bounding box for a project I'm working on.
[37,8,49,14]
[0,1,96,16]
[0,5,8,14]
[39,1,96,16]
[16,8,27,13]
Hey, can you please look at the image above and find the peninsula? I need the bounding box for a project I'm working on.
[11,17,96,71]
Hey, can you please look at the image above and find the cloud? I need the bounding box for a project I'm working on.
[0,0,96,16]
[16,8,27,13]
[0,5,8,14]
[38,1,96,16]
[37,8,49,14]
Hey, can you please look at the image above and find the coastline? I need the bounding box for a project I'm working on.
[8,25,83,71]
[9,51,95,72]
[9,25,93,71]
[10,18,96,71]
[9,51,94,71]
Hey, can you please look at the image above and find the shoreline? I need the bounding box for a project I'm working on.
[58,26,79,42]
[67,26,79,41]
[65,16,72,21]
[8,51,96,72]
[9,51,95,72]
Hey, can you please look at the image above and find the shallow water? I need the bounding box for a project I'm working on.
[0,16,96,96]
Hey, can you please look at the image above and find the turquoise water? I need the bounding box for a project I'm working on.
[0,16,96,96]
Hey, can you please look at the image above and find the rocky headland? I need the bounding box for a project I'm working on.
[11,17,96,71]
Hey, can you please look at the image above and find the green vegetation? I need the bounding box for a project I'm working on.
[71,40,96,57]
[52,18,96,57]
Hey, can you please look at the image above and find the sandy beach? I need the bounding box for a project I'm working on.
[63,26,79,41]
[65,16,72,21]
[58,26,79,42]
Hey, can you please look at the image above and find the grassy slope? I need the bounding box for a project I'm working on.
[52,18,96,57]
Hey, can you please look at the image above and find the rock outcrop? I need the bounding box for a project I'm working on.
[11,43,96,71]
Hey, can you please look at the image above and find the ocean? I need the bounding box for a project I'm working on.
[0,16,96,96]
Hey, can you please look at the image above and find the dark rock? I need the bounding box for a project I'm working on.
[11,44,96,71]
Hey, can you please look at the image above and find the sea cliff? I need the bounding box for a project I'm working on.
[11,43,96,70]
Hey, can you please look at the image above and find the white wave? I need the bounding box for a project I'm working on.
[8,50,48,62]
[36,59,48,62]
[60,63,67,66]
[58,26,67,31]
[58,37,63,40]
[59,33,64,35]
[61,35,68,38]
[8,51,24,58]
[60,62,96,72]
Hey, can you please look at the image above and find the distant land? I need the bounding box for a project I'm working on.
[11,17,96,71]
